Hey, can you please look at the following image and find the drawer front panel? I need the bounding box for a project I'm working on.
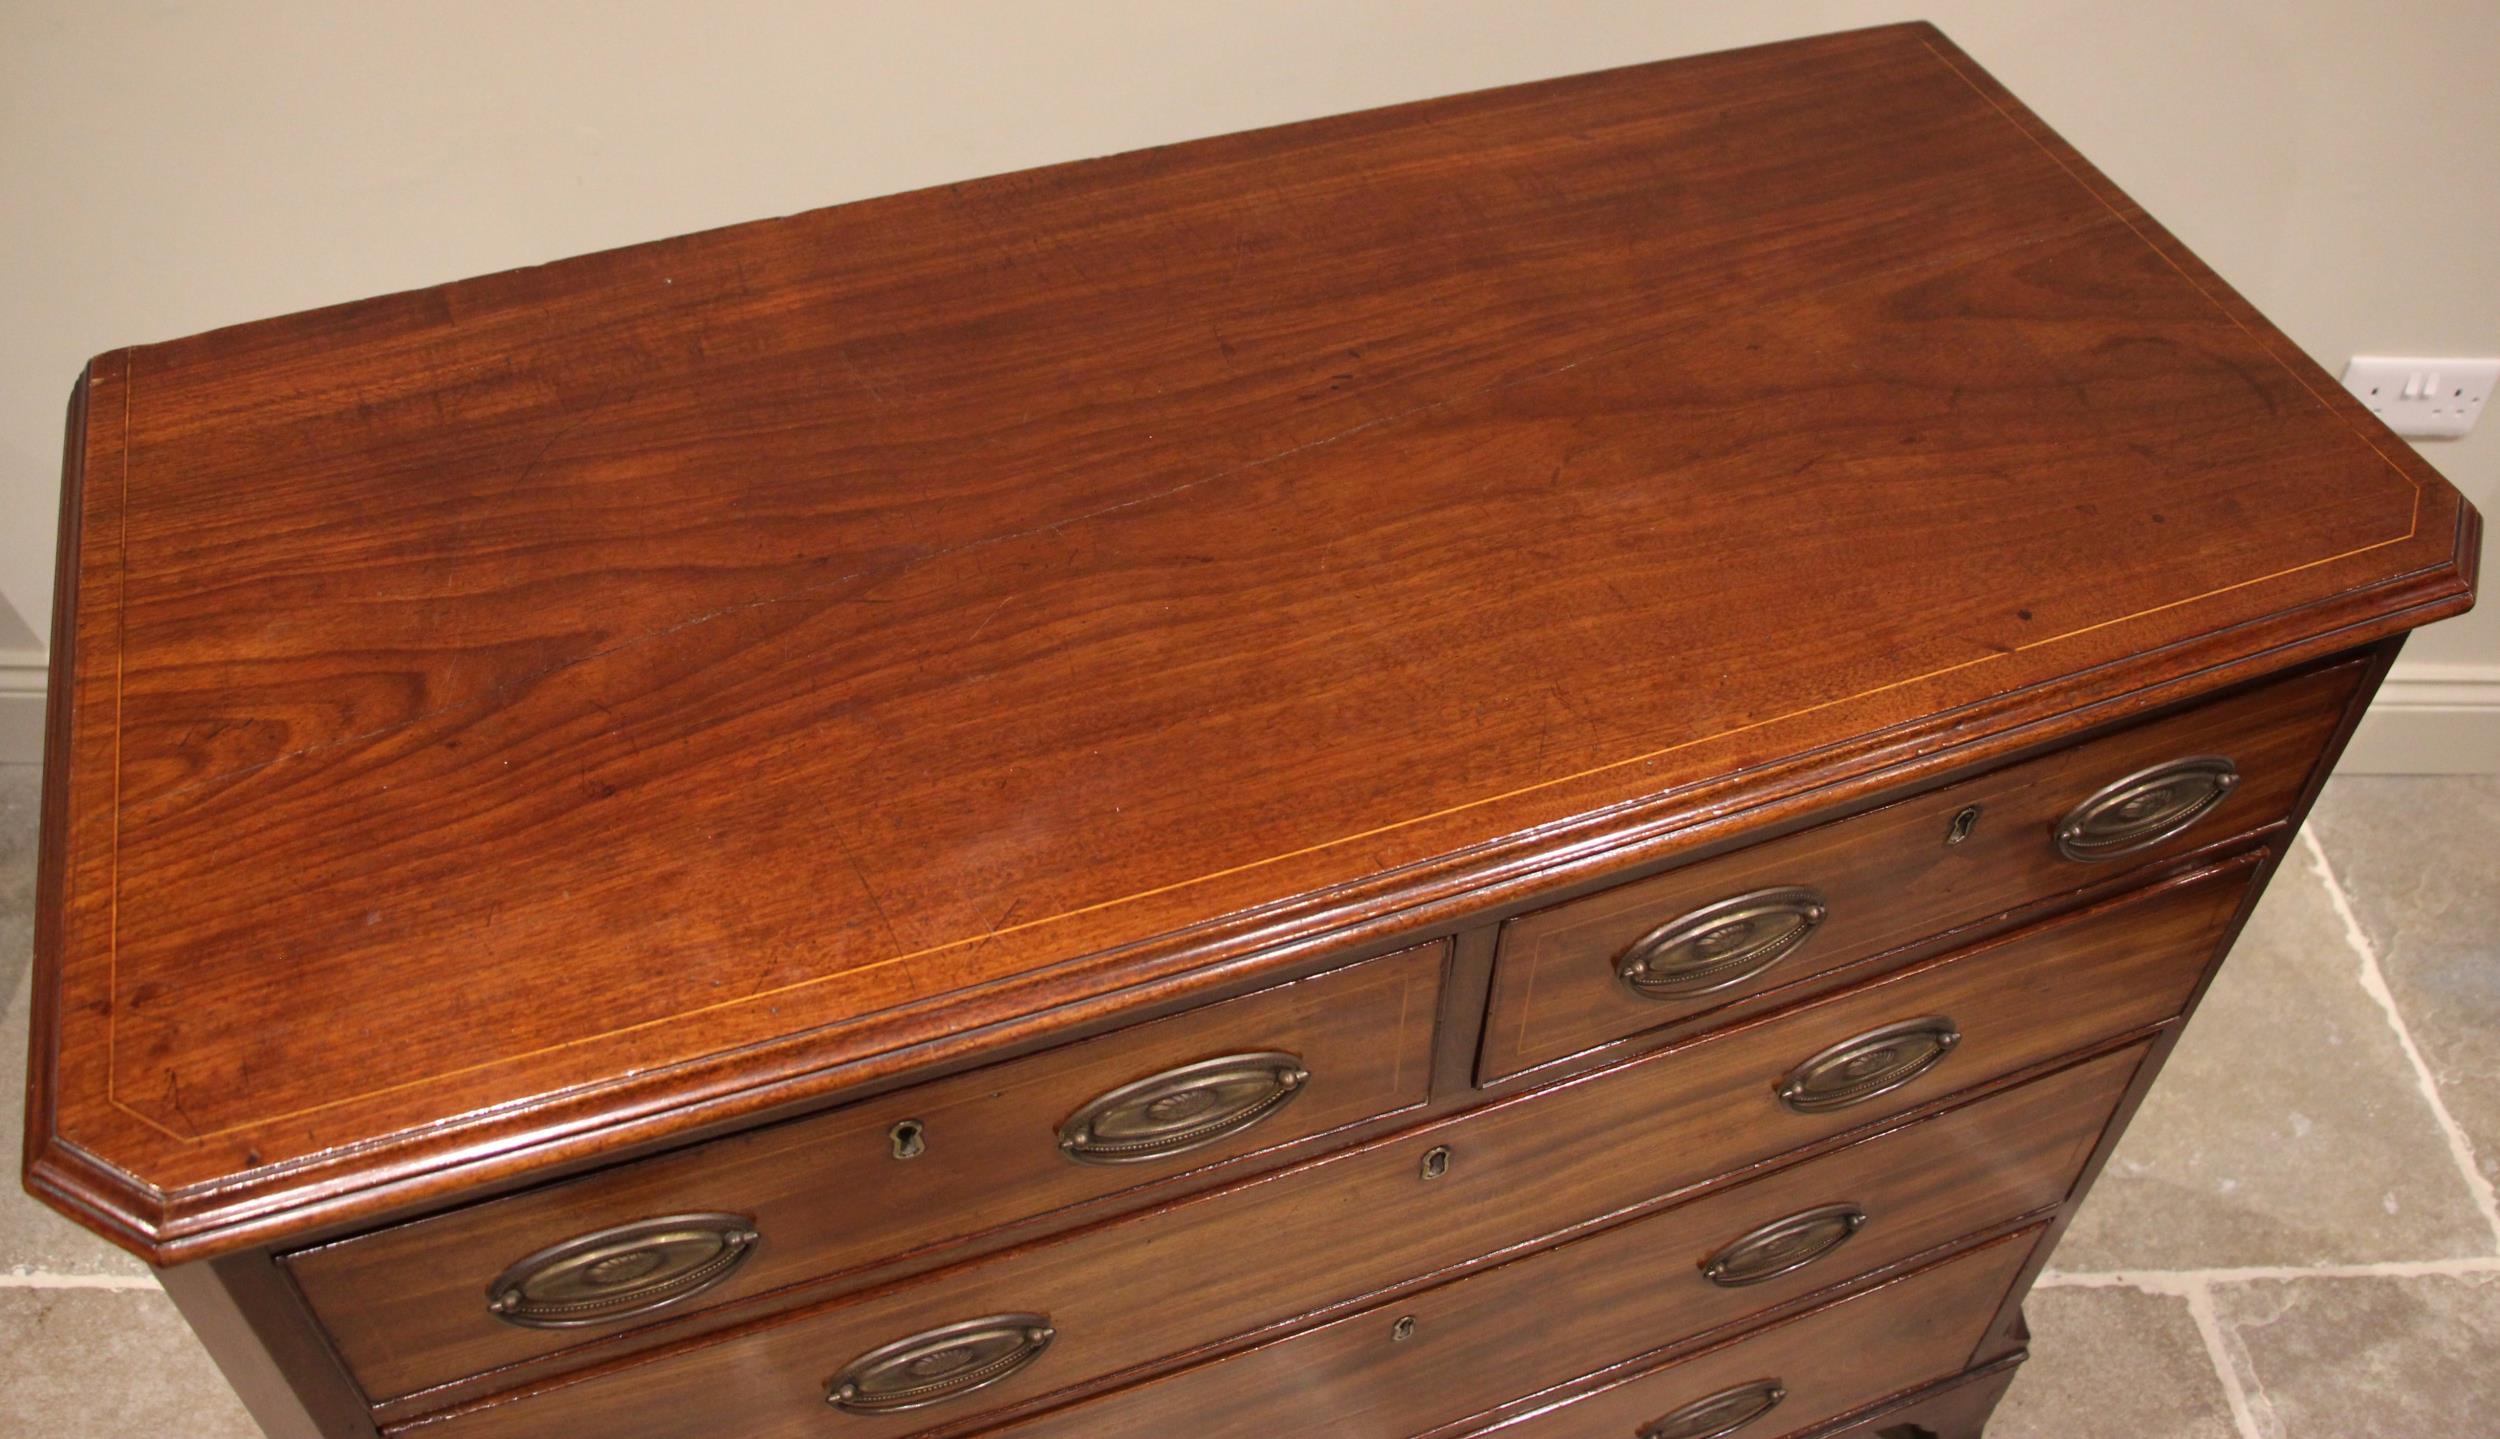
[1804,1360,2024,1439]
[1468,1227,2040,1439]
[1482,659,2357,1080]
[294,939,1445,1400]
[984,1042,2143,1439]
[405,865,2243,1439]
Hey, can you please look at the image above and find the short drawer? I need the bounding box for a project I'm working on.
[983,1041,2144,1439]
[1480,657,2359,1081]
[290,938,1446,1401]
[1460,1226,2041,1439]
[401,862,2245,1439]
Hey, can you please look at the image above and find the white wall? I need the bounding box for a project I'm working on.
[3,2,2493,764]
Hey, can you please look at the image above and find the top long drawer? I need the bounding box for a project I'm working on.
[286,939,1444,1402]
[1478,657,2360,1081]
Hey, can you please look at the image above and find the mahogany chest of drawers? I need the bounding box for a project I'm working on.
[19,23,2480,1439]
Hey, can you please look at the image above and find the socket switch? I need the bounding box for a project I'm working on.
[2340,356,2496,439]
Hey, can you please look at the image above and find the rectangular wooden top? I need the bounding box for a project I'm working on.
[25,23,2476,1259]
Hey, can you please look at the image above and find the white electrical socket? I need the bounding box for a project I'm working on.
[2340,356,2497,439]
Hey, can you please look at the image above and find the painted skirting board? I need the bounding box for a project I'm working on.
[2338,661,2500,775]
[0,651,2495,772]
[0,649,42,767]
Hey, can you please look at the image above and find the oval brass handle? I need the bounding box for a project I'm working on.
[1617,887,1829,1000]
[1701,1203,1868,1287]
[827,1314,1055,1414]
[1776,1017,1960,1114]
[2055,755,2240,862]
[485,1213,759,1329]
[1058,1051,1308,1166]
[1637,1379,1788,1439]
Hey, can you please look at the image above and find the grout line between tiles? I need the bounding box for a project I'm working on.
[2039,1255,2500,1287]
[2182,1279,2271,1439]
[2299,824,2500,1250]
[2036,1268,2282,1437]
[0,1270,159,1290]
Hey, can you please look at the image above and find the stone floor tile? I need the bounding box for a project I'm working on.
[1,762,37,1027]
[2213,1273,2500,1436]
[0,1286,258,1438]
[4,970,147,1277]
[1992,1285,2238,1438]
[2054,843,2491,1270]
[2308,774,2500,1192]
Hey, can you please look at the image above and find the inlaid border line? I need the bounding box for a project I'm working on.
[92,40,2445,1148]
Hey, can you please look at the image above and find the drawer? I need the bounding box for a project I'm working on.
[1460,1226,2040,1439]
[983,1041,2144,1439]
[1480,658,2360,1081]
[291,938,1446,1402]
[1801,1359,2024,1439]
[402,863,2244,1439]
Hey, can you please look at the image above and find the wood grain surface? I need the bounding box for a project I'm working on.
[1440,1227,2040,1439]
[1800,1359,2027,1439]
[1482,657,2358,1080]
[24,21,2477,1260]
[400,861,2243,1437]
[290,939,1442,1401]
[978,1043,2141,1439]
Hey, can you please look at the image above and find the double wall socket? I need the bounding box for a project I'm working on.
[2340,356,2497,439]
